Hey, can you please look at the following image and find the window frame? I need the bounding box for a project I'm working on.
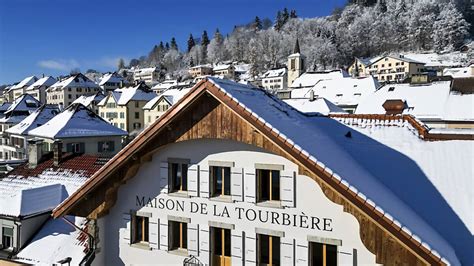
[256,168,281,203]
[168,220,188,253]
[308,241,338,266]
[131,214,149,246]
[210,165,231,198]
[168,159,190,194]
[257,233,280,266]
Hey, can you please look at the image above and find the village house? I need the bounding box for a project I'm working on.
[356,78,474,129]
[46,73,101,108]
[99,72,129,93]
[213,64,235,79]
[151,79,179,94]
[72,92,105,114]
[98,82,156,133]
[443,64,474,78]
[52,78,473,266]
[261,68,287,92]
[0,140,108,263]
[3,105,59,161]
[347,57,381,78]
[0,95,41,161]
[28,103,127,155]
[25,76,56,104]
[5,76,38,103]
[189,65,213,78]
[133,67,160,85]
[143,85,192,128]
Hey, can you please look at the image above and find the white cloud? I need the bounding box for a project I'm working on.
[95,56,129,69]
[38,59,80,71]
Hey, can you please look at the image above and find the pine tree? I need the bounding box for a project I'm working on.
[159,41,165,50]
[282,8,290,24]
[254,16,262,30]
[170,37,178,50]
[189,56,194,67]
[117,58,125,70]
[201,30,210,46]
[275,11,283,31]
[290,10,297,18]
[187,34,195,52]
[165,42,170,50]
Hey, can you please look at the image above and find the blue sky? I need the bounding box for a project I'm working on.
[0,0,346,84]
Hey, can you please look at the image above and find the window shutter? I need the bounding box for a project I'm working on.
[97,141,104,152]
[188,164,199,197]
[244,170,256,203]
[231,230,244,266]
[280,237,294,265]
[123,212,132,245]
[231,167,243,202]
[187,223,199,256]
[159,221,168,251]
[159,162,168,194]
[199,224,210,265]
[79,143,85,153]
[200,167,210,198]
[66,143,73,152]
[245,232,257,264]
[280,170,296,208]
[295,240,308,266]
[149,218,159,250]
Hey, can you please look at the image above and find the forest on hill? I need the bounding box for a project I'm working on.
[123,0,472,79]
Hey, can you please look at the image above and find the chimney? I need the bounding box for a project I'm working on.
[309,90,315,101]
[120,80,124,88]
[27,139,43,169]
[53,140,63,166]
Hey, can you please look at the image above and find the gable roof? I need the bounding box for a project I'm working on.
[49,73,99,91]
[143,86,192,110]
[99,72,128,86]
[10,76,38,90]
[371,55,425,65]
[28,103,128,139]
[26,76,57,91]
[5,94,41,115]
[53,78,473,265]
[6,105,60,135]
[72,92,105,107]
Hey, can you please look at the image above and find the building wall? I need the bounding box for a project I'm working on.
[144,99,170,128]
[99,96,147,133]
[348,60,369,77]
[287,55,303,87]
[262,76,287,91]
[0,213,49,252]
[367,57,424,82]
[41,136,123,155]
[47,87,100,107]
[189,67,213,78]
[94,139,376,266]
[28,86,47,104]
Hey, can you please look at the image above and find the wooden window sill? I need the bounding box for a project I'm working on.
[131,242,151,250]
[257,200,283,209]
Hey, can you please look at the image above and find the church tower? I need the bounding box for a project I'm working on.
[287,38,305,87]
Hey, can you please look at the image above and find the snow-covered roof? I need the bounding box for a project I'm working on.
[355,81,474,121]
[6,105,60,135]
[116,84,155,105]
[404,52,467,68]
[72,93,105,107]
[262,68,286,79]
[372,54,425,65]
[143,86,192,110]
[205,78,471,264]
[290,70,349,88]
[10,76,38,90]
[292,76,380,107]
[443,65,474,78]
[26,76,56,91]
[99,72,128,86]
[49,73,99,91]
[234,63,251,73]
[15,216,88,265]
[190,64,212,69]
[5,94,41,114]
[28,104,128,139]
[213,64,233,71]
[151,80,178,91]
[283,98,347,115]
[133,67,157,74]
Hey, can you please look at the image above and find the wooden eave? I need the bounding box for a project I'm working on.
[53,79,448,265]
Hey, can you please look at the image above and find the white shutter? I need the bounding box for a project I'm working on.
[244,170,256,203]
[159,162,169,194]
[280,237,294,265]
[187,223,199,256]
[199,224,210,265]
[122,212,131,244]
[149,218,159,250]
[231,231,244,266]
[280,170,296,208]
[295,240,308,266]
[188,164,199,197]
[245,232,257,265]
[231,167,243,202]
[159,221,168,250]
[200,167,210,198]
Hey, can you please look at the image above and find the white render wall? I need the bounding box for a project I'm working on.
[95,139,377,265]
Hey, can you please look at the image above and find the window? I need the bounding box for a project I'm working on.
[98,141,114,152]
[169,162,188,192]
[309,242,337,266]
[169,221,187,251]
[2,227,13,249]
[120,123,125,129]
[135,101,139,108]
[211,227,231,265]
[258,234,280,266]
[257,169,280,202]
[120,112,125,118]
[388,86,395,92]
[135,112,139,119]
[211,166,231,197]
[132,214,149,244]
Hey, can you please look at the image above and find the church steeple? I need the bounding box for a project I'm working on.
[293,38,300,54]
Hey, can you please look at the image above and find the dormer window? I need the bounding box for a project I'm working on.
[388,87,395,92]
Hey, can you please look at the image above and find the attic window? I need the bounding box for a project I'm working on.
[353,93,361,97]
[336,94,343,98]
[388,87,395,92]
[353,85,358,87]
[322,86,326,89]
